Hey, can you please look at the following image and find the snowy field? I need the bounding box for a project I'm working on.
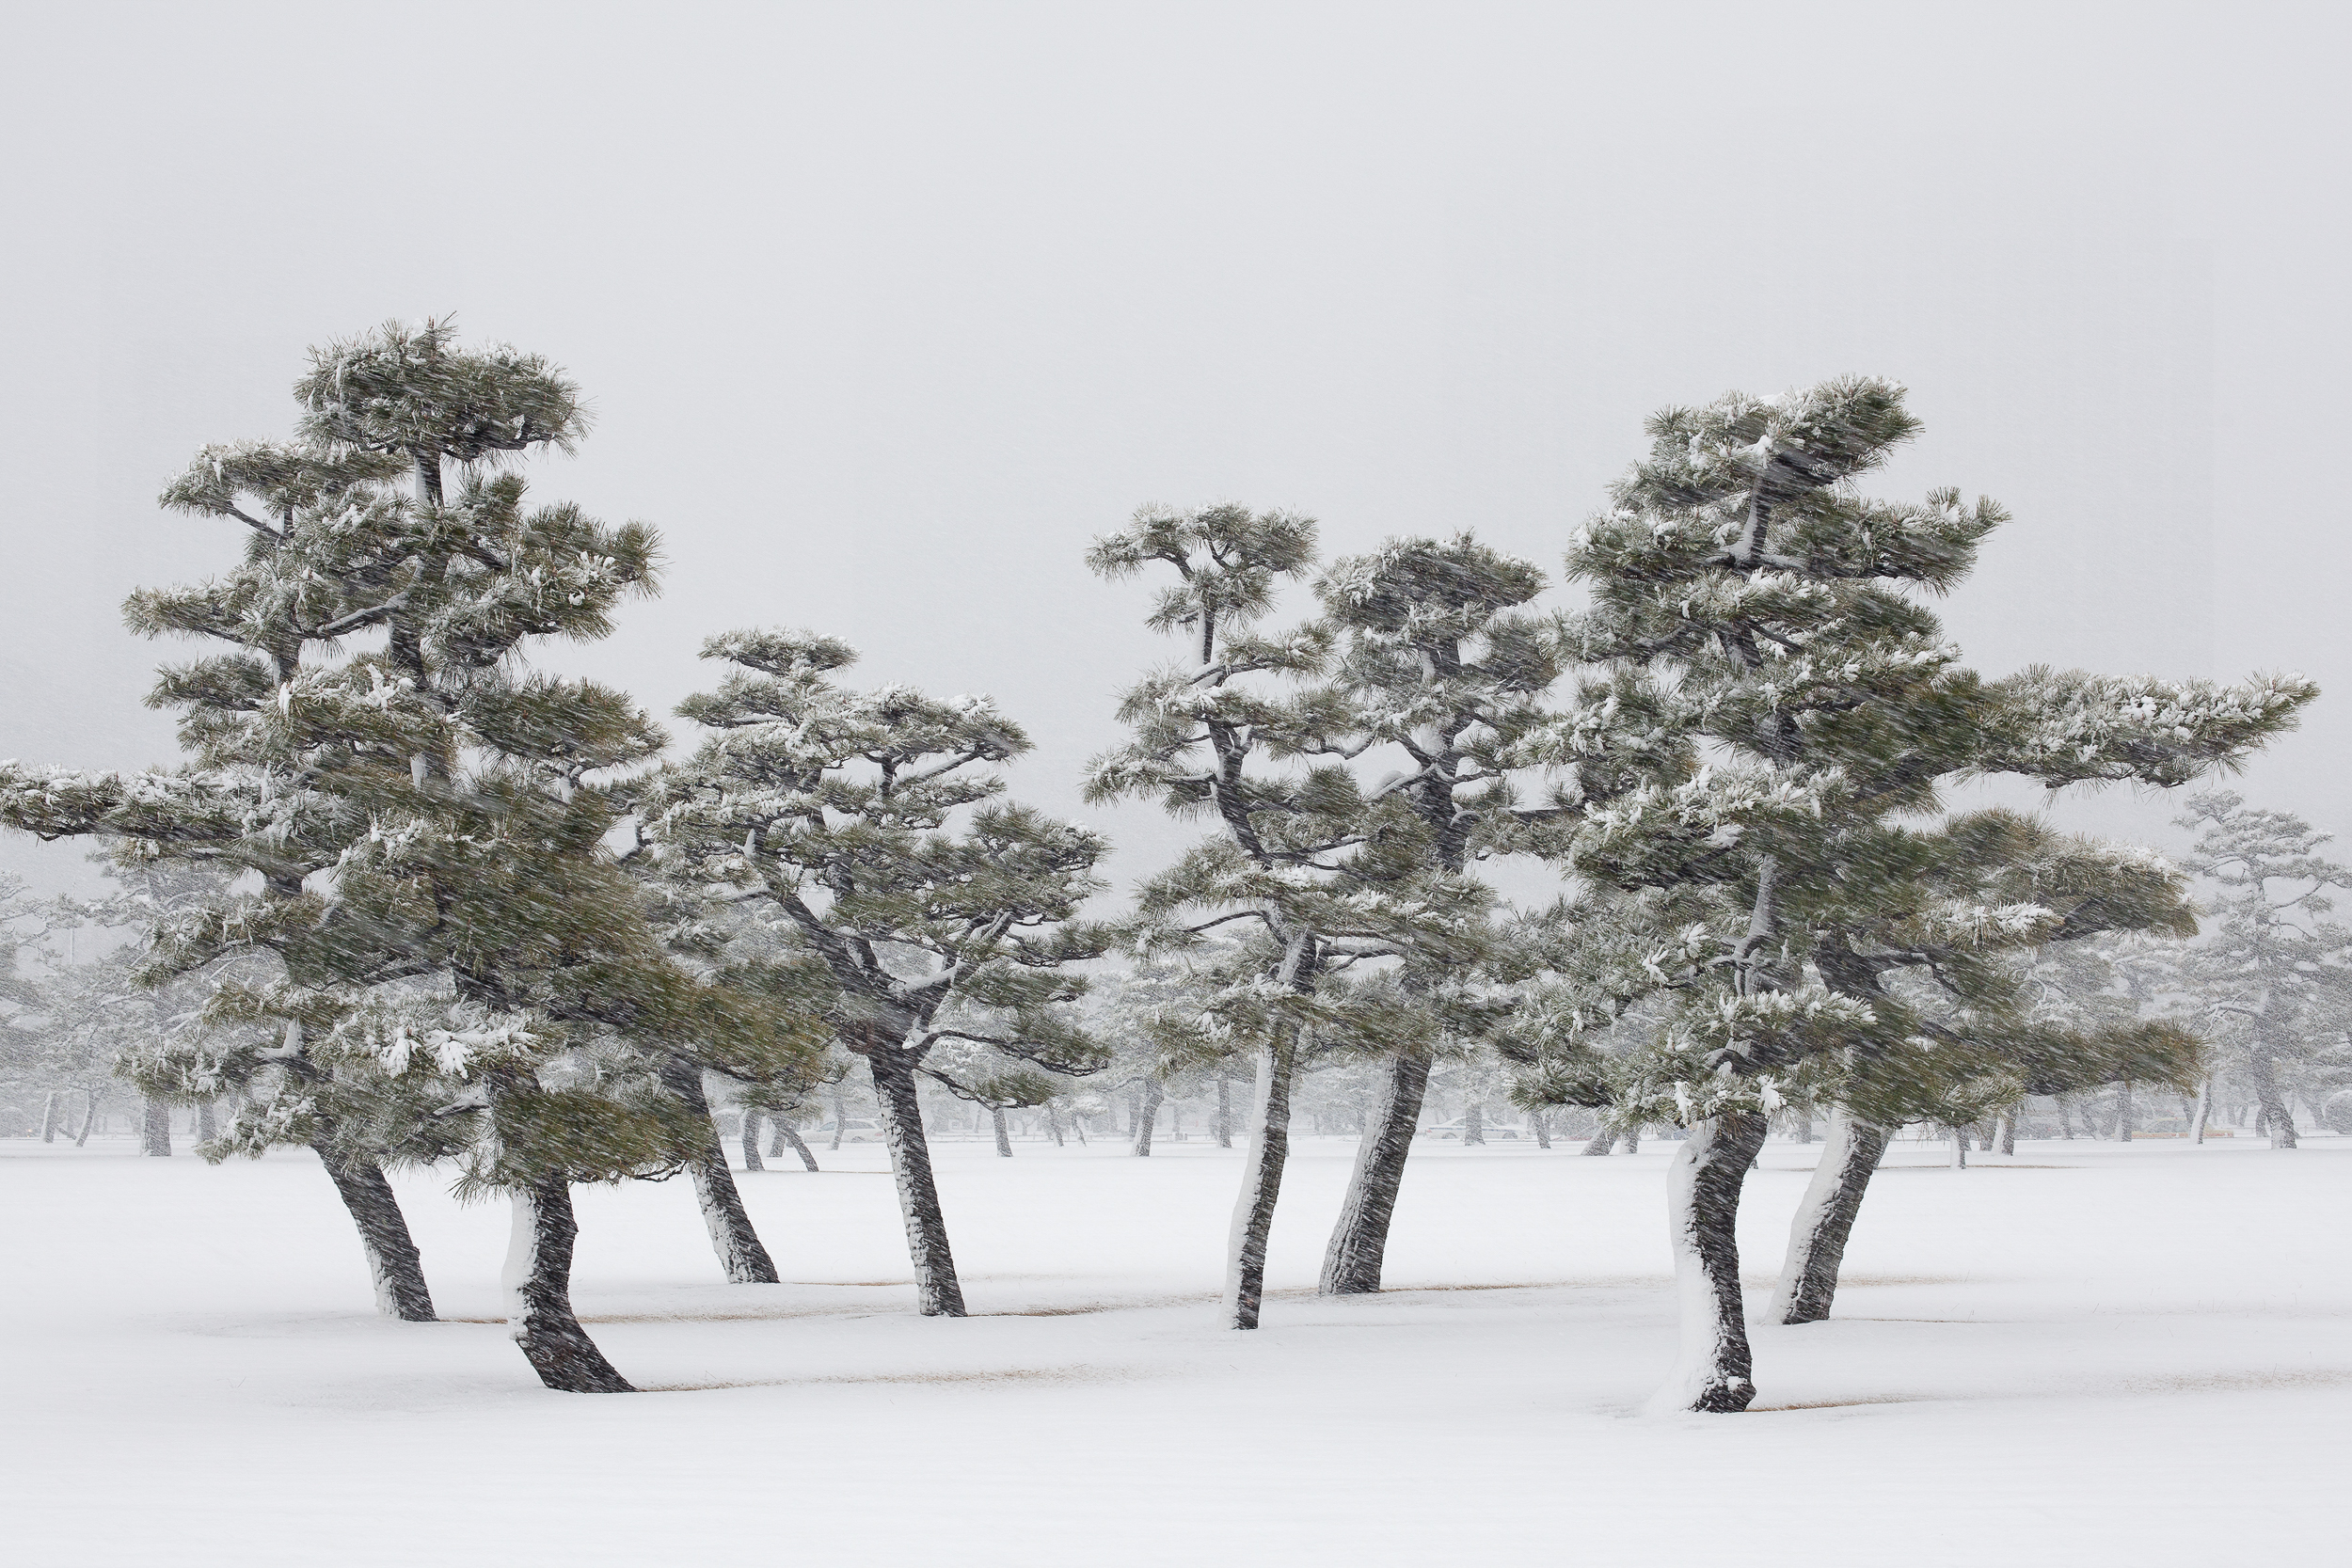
[5,1133,2346,1566]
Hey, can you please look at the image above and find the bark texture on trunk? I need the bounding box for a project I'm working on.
[141,1098,172,1157]
[1463,1099,1485,1145]
[1319,1049,1431,1295]
[664,1061,779,1284]
[1215,1074,1232,1148]
[1531,1111,1551,1149]
[314,1142,437,1322]
[1995,1106,2017,1156]
[739,1109,766,1171]
[1768,1114,1890,1325]
[1650,1111,1770,1415]
[503,1179,632,1392]
[868,1049,966,1317]
[1581,1127,1615,1156]
[1224,1023,1299,1330]
[1130,1078,1164,1155]
[779,1121,819,1171]
[2114,1080,2135,1142]
[2190,1079,2212,1145]
[992,1104,1013,1158]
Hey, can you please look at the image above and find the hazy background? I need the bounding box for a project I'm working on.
[3,0,2344,901]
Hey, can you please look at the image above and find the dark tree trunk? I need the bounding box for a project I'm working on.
[661,1060,778,1284]
[1320,1049,1430,1294]
[993,1104,1014,1158]
[1769,1114,1890,1325]
[1215,1072,1232,1148]
[503,1178,632,1392]
[1131,1078,1164,1157]
[141,1098,172,1157]
[778,1120,819,1170]
[867,1048,966,1317]
[739,1108,766,1172]
[1225,1020,1300,1331]
[1653,1111,1770,1414]
[314,1141,437,1322]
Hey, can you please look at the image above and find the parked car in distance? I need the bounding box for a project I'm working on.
[1419,1120,1525,1140]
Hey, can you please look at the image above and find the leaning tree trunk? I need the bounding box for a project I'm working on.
[141,1098,172,1157]
[992,1104,1013,1158]
[1650,1110,1771,1415]
[1320,1049,1431,1294]
[829,1085,847,1150]
[503,1178,632,1393]
[312,1140,437,1322]
[1224,1018,1300,1331]
[739,1108,766,1172]
[73,1088,100,1146]
[1581,1125,1615,1156]
[1768,1113,1891,1325]
[2189,1079,2213,1145]
[1044,1103,1066,1147]
[777,1120,819,1171]
[661,1060,778,1284]
[40,1089,60,1143]
[866,1046,965,1317]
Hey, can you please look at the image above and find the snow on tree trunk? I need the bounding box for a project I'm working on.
[1215,1073,1232,1148]
[1045,1103,1066,1147]
[829,1086,847,1151]
[313,1142,437,1323]
[2115,1080,2134,1142]
[73,1090,99,1147]
[1581,1128,1614,1156]
[1127,1078,1161,1156]
[1768,1114,1891,1325]
[867,1047,966,1317]
[993,1104,1013,1158]
[1319,1049,1430,1295]
[778,1121,819,1171]
[2190,1079,2212,1144]
[141,1098,171,1157]
[40,1090,59,1143]
[1648,1111,1770,1414]
[2249,1049,2296,1148]
[661,1062,779,1285]
[1996,1106,2017,1156]
[1793,1108,1814,1144]
[1463,1099,1486,1146]
[1532,1111,1551,1149]
[1623,1127,1641,1154]
[1949,1126,1967,1168]
[502,1179,632,1393]
[197,1100,216,1141]
[1224,1022,1299,1331]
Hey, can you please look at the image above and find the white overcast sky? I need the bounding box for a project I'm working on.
[2,1,2344,898]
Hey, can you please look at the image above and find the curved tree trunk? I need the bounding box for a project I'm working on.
[1045,1102,1066,1147]
[1768,1113,1890,1325]
[767,1118,787,1158]
[993,1104,1014,1158]
[1320,1049,1430,1294]
[1650,1111,1770,1414]
[1131,1078,1164,1156]
[661,1060,778,1284]
[1581,1126,1615,1156]
[141,1098,172,1157]
[40,1090,60,1143]
[2189,1080,2212,1145]
[1224,1020,1299,1331]
[867,1048,965,1317]
[503,1179,631,1392]
[778,1120,819,1171]
[73,1088,100,1146]
[313,1141,437,1322]
[2249,1048,2296,1148]
[829,1085,847,1150]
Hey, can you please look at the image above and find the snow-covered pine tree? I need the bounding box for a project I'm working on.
[1088,506,1484,1328]
[2169,791,2352,1148]
[1308,535,1561,1295]
[1514,378,2314,1412]
[644,629,1109,1318]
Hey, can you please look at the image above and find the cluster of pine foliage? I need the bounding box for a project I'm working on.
[0,325,2325,1410]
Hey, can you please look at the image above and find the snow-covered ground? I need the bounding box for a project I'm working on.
[5,1132,2345,1565]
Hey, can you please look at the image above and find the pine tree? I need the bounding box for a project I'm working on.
[2170,791,2352,1148]
[1307,534,1561,1294]
[1088,507,1484,1327]
[644,629,1109,1318]
[1512,378,2314,1411]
